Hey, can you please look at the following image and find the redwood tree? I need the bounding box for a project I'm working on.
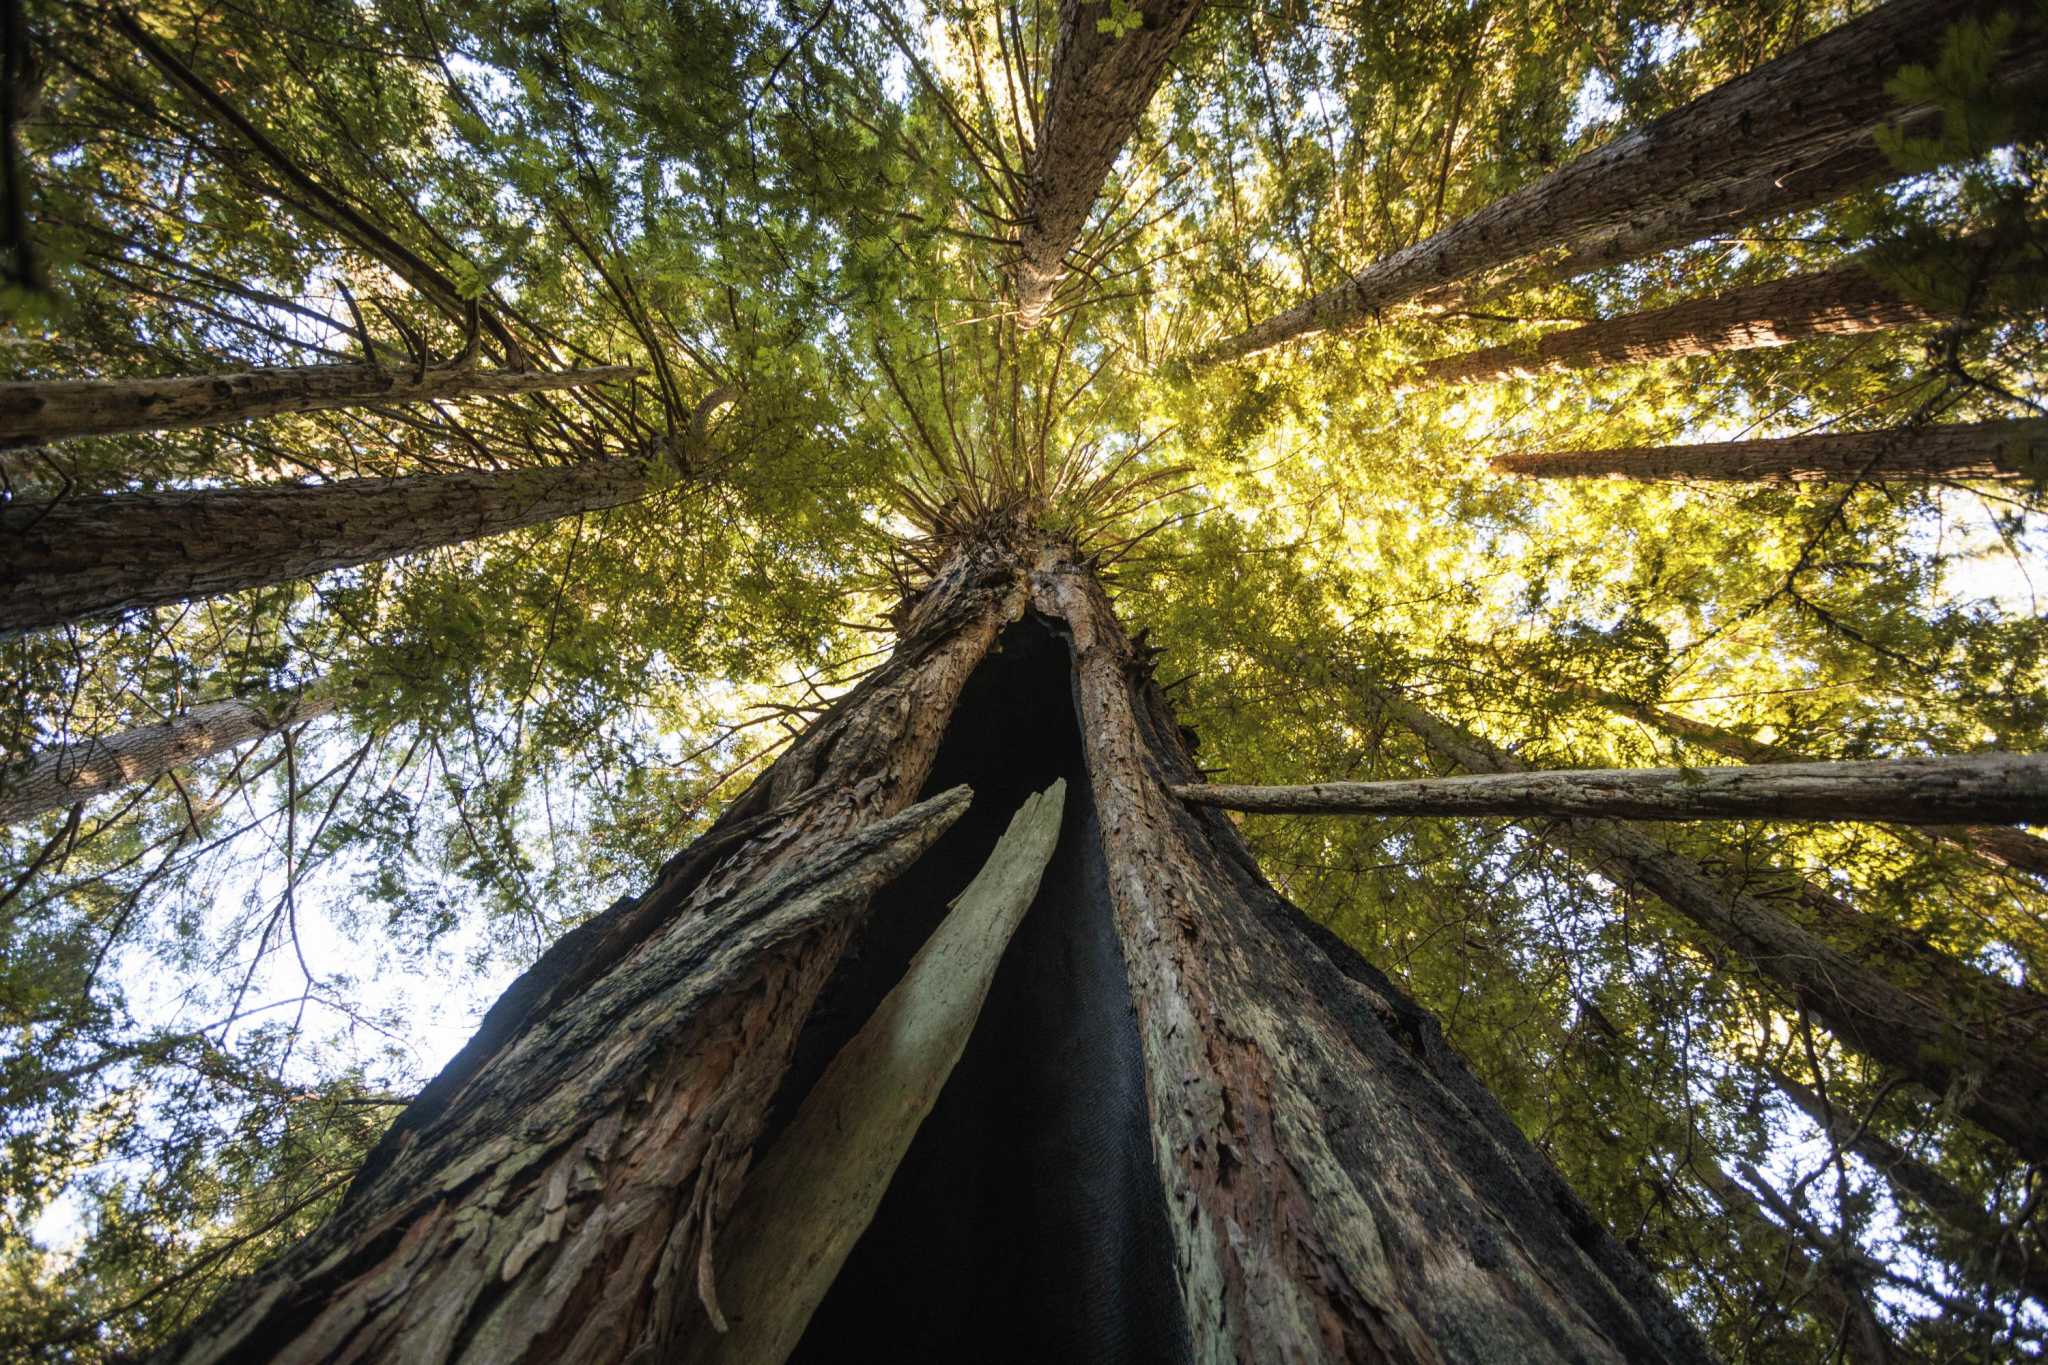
[1493,418,2048,484]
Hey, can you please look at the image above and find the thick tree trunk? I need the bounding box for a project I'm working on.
[1492,418,2047,484]
[1010,0,1206,329]
[1189,0,2048,366]
[1173,753,2047,824]
[1766,1066,2048,1305]
[1031,553,1713,1362]
[1374,692,2048,1161]
[1395,264,1941,390]
[155,535,1031,1363]
[0,363,634,449]
[0,457,657,635]
[0,684,336,826]
[1579,687,2048,879]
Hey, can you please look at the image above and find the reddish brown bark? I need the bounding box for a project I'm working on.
[1492,419,2048,484]
[1395,264,1940,390]
[1190,0,2048,366]
[0,363,634,449]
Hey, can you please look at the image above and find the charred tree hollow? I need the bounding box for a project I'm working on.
[767,615,1191,1363]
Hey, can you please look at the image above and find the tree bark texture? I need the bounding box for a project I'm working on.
[1030,552,1714,1363]
[0,685,336,826]
[1765,1067,2048,1305]
[1189,0,2048,366]
[1377,693,2048,1162]
[0,363,635,448]
[1394,263,1942,390]
[1010,0,1206,329]
[1579,687,2048,879]
[1492,418,2048,484]
[0,457,657,635]
[155,537,1033,1363]
[1173,753,2047,824]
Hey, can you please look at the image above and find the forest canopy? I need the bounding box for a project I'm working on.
[1,0,2046,1356]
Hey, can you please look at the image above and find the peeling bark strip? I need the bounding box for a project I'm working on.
[1173,753,2048,825]
[0,458,655,636]
[1381,694,2048,1163]
[1010,0,1206,329]
[1492,418,2048,484]
[1580,687,2048,879]
[0,363,636,449]
[156,537,1032,1364]
[1031,553,1713,1363]
[1394,263,1942,390]
[0,684,336,826]
[685,780,1067,1365]
[1190,0,2048,366]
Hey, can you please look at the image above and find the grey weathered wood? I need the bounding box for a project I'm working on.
[684,780,1067,1364]
[1173,753,2048,825]
[0,685,338,826]
[0,363,635,449]
[1189,0,2048,366]
[1492,419,2048,484]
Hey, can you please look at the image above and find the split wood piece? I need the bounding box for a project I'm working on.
[1394,262,1943,391]
[1572,686,2048,879]
[0,457,657,636]
[683,779,1067,1364]
[1378,692,2048,1162]
[0,363,636,449]
[1010,0,1207,328]
[1034,555,1714,1361]
[1492,418,2048,484]
[1188,0,2048,366]
[0,684,337,827]
[1172,753,2048,825]
[152,532,1032,1364]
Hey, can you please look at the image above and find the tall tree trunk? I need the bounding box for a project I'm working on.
[155,535,1031,1362]
[1765,1066,2048,1305]
[1031,554,1712,1361]
[1491,418,2047,484]
[1577,686,2048,879]
[1009,0,1206,329]
[1172,753,2047,823]
[1188,0,2048,366]
[1370,691,2048,1161]
[0,363,634,449]
[0,456,658,636]
[0,683,336,826]
[1394,263,1942,391]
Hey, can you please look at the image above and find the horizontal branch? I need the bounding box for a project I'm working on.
[1493,419,2048,484]
[1173,753,2048,825]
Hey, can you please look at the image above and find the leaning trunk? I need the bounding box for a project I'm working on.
[0,683,336,826]
[153,536,1028,1362]
[1189,0,2048,366]
[1375,692,2048,1161]
[1009,0,1206,329]
[0,363,634,449]
[0,456,660,635]
[1394,263,1942,390]
[1491,418,2047,484]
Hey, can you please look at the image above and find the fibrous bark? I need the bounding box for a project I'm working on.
[1766,1067,2048,1305]
[156,535,1031,1363]
[0,457,656,635]
[1493,418,2047,484]
[1376,692,2048,1162]
[0,684,336,826]
[1394,263,1941,390]
[1189,0,2048,366]
[1031,552,1713,1362]
[0,363,634,449]
[1577,686,2048,879]
[1009,0,1207,328]
[1174,752,2047,824]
